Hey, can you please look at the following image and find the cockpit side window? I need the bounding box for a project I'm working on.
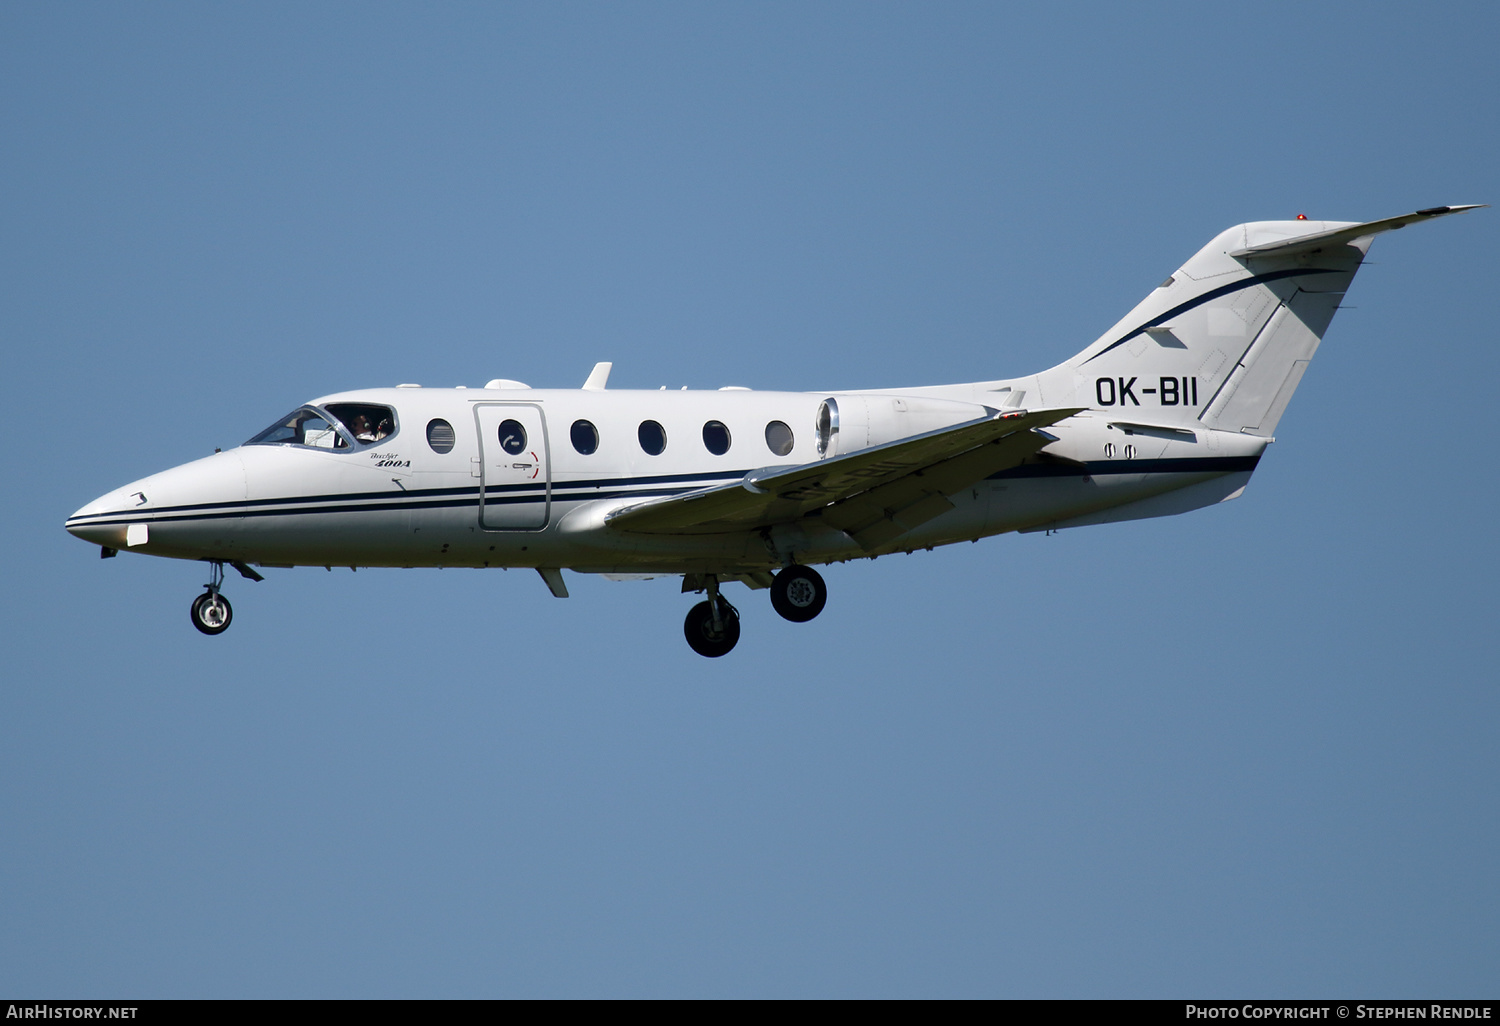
[324,403,396,445]
[245,408,350,449]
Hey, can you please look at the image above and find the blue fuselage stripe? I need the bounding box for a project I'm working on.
[1081,268,1338,364]
[987,454,1260,479]
[67,455,1261,528]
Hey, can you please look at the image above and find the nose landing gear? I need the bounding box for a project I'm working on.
[191,589,232,635]
[191,562,232,635]
[683,575,740,658]
[188,560,262,636]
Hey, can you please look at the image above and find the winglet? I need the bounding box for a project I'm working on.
[582,362,613,391]
[1229,204,1486,259]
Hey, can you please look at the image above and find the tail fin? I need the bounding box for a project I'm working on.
[1036,206,1482,436]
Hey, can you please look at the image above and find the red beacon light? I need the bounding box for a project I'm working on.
[1296,213,1309,220]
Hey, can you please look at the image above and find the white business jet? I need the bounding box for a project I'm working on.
[66,206,1481,655]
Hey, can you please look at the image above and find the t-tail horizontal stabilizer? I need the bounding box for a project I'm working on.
[1228,205,1486,259]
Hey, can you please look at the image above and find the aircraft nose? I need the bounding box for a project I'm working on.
[65,450,248,552]
[66,485,143,547]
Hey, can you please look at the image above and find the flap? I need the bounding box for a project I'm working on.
[605,407,1082,537]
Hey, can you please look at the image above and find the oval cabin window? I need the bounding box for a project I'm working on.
[765,420,794,457]
[571,419,599,455]
[498,419,527,455]
[638,420,666,456]
[702,420,731,456]
[426,419,456,454]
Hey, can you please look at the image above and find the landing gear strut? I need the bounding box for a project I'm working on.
[683,575,740,658]
[191,561,233,636]
[770,565,827,622]
[188,560,263,635]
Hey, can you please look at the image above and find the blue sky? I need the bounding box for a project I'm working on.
[2,2,1496,997]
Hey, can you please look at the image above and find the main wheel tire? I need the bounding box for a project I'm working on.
[770,565,827,622]
[191,591,233,635]
[683,599,740,657]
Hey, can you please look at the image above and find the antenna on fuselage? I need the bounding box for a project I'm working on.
[582,362,612,391]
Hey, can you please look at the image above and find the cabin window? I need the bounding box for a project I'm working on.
[426,419,456,454]
[498,419,528,455]
[246,407,349,450]
[324,403,396,445]
[765,420,794,456]
[571,419,599,455]
[638,420,666,456]
[702,420,731,455]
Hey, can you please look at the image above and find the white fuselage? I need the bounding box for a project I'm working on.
[65,382,1266,574]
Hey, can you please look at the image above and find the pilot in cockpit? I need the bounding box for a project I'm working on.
[350,413,379,444]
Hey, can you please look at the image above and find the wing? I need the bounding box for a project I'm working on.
[605,407,1082,547]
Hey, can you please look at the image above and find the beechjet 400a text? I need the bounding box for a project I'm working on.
[67,205,1481,656]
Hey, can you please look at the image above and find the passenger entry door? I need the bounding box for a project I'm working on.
[475,404,550,529]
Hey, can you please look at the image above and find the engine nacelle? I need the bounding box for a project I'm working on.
[814,394,995,457]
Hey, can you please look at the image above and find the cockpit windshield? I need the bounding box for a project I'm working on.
[246,407,349,449]
[245,403,396,449]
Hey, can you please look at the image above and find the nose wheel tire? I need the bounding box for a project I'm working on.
[684,599,740,657]
[770,565,827,622]
[191,591,233,635]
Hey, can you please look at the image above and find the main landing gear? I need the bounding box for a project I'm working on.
[682,565,829,657]
[684,576,740,658]
[770,565,827,623]
[188,560,263,636]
